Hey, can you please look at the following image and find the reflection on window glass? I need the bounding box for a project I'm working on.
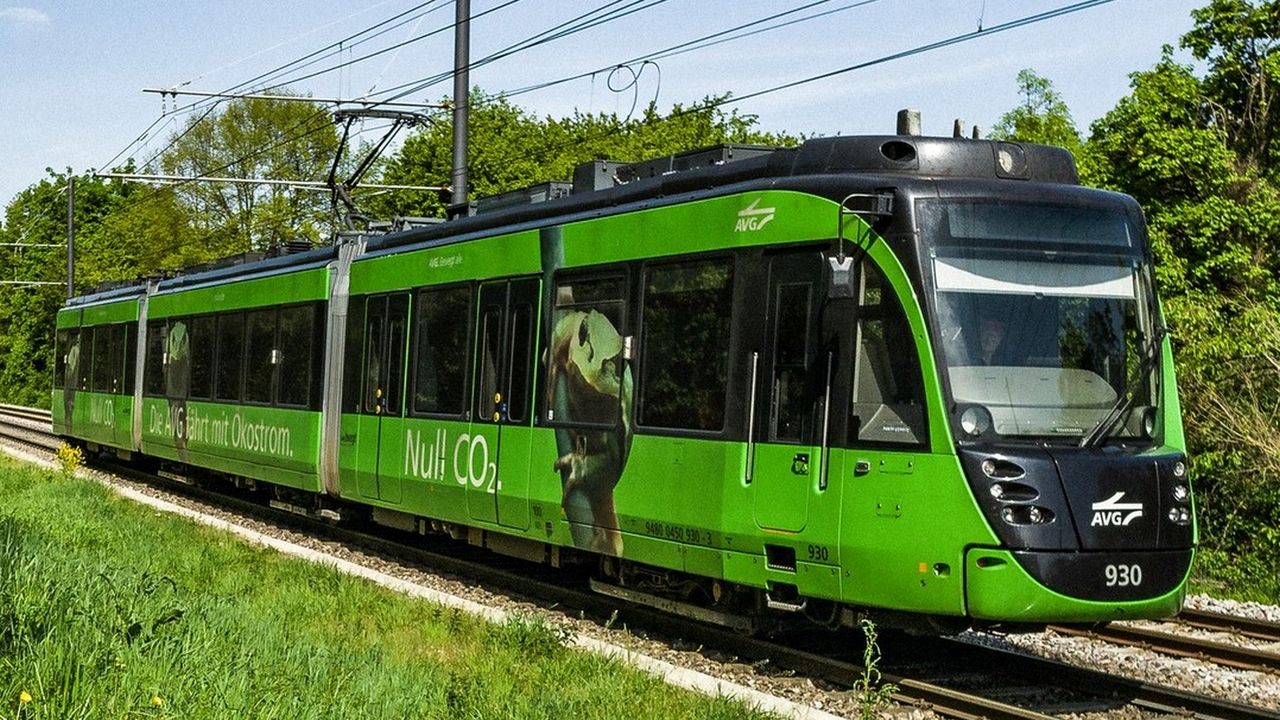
[363,311,384,414]
[145,322,167,396]
[277,305,313,407]
[850,264,926,445]
[413,287,469,415]
[55,330,68,385]
[476,308,501,421]
[63,331,81,392]
[385,302,407,416]
[244,310,276,404]
[639,260,733,431]
[215,314,244,402]
[771,282,812,443]
[343,297,366,413]
[165,320,190,400]
[92,326,114,392]
[189,316,215,400]
[507,303,533,423]
[547,276,626,426]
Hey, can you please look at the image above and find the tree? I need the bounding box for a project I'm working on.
[160,97,341,251]
[1083,2,1280,599]
[989,69,1083,158]
[1182,0,1280,173]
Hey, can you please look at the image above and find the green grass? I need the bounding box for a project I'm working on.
[0,458,777,720]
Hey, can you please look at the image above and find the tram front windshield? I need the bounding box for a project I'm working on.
[919,200,1160,444]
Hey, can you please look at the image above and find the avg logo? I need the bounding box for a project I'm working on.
[734,198,775,232]
[1090,491,1144,527]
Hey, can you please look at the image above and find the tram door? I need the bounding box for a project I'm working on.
[750,251,826,532]
[466,278,539,528]
[356,292,409,504]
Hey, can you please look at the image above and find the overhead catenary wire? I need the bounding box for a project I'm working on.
[98,0,458,173]
[226,0,524,105]
[172,0,405,90]
[500,0,876,99]
[521,0,1119,160]
[373,0,674,104]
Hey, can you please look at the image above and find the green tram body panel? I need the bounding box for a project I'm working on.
[57,137,1193,625]
[52,297,139,447]
[138,264,331,493]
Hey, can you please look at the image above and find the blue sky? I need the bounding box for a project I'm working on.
[0,0,1203,215]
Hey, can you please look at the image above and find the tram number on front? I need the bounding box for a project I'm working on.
[1104,563,1142,587]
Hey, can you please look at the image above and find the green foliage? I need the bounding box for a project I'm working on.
[989,69,1083,159]
[161,96,341,250]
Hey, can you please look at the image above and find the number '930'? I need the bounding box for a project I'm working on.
[1104,563,1142,587]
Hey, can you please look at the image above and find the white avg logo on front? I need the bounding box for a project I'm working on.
[734,198,775,232]
[1090,491,1144,527]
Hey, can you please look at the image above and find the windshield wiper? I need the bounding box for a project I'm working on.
[1079,326,1168,449]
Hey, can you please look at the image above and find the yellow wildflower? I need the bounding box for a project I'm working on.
[151,695,163,707]
[18,690,31,704]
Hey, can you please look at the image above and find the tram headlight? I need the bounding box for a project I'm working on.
[1173,484,1190,502]
[1168,507,1191,525]
[1028,506,1044,524]
[960,405,992,437]
[1173,461,1186,478]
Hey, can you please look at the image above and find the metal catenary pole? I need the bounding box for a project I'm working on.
[449,0,470,218]
[66,175,74,298]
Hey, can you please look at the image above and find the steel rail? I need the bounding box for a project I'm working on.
[1050,622,1280,674]
[1179,608,1280,644]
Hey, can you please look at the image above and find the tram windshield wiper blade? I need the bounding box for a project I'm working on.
[1080,326,1167,449]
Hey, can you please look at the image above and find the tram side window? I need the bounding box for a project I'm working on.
[144,321,167,397]
[276,304,313,408]
[79,329,94,392]
[109,324,127,393]
[848,263,927,446]
[55,330,68,386]
[63,330,81,391]
[638,259,734,432]
[412,286,470,416]
[772,282,813,443]
[166,319,191,400]
[215,313,245,402]
[124,323,138,394]
[189,316,215,401]
[476,306,502,422]
[91,326,113,393]
[343,297,366,413]
[363,307,385,414]
[546,275,628,426]
[244,309,276,405]
[506,302,533,423]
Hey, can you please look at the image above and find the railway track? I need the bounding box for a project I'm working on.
[0,404,58,450]
[1050,615,1280,674]
[2,405,1276,720]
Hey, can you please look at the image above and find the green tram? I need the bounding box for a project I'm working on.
[53,134,1195,630]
